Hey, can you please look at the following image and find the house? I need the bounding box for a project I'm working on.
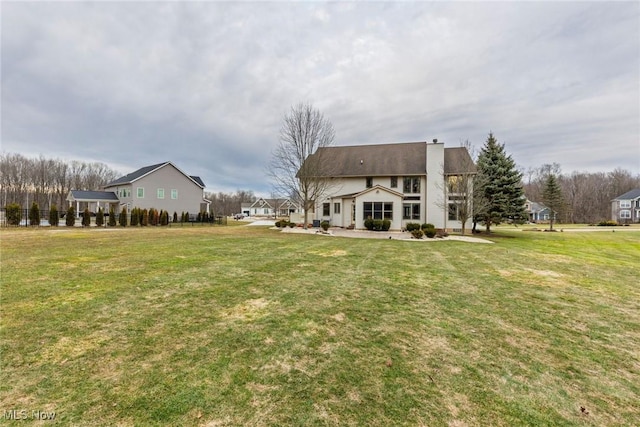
[241,198,301,218]
[611,188,640,223]
[525,200,555,223]
[67,161,210,215]
[304,140,476,231]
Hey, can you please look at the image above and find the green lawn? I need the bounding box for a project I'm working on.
[1,226,638,426]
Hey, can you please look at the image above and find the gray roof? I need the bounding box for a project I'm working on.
[307,142,476,177]
[68,190,119,201]
[613,188,640,200]
[105,161,205,188]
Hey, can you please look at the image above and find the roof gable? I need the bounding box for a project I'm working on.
[105,161,205,188]
[613,188,640,200]
[354,185,404,199]
[67,190,119,202]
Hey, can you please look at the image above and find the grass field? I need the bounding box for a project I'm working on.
[1,225,639,426]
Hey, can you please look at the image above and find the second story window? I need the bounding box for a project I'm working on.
[403,177,420,194]
[366,177,373,188]
[157,188,165,199]
[390,177,397,188]
[137,187,144,198]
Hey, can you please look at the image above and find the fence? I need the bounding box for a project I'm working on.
[0,209,227,228]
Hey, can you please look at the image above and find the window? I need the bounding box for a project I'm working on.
[447,175,462,193]
[363,202,392,220]
[137,187,144,198]
[323,203,330,216]
[366,177,373,188]
[448,204,459,221]
[390,177,397,188]
[403,177,420,193]
[118,188,131,198]
[403,203,420,220]
[620,200,631,208]
[171,189,178,199]
[157,188,165,199]
[334,203,341,214]
[620,210,631,219]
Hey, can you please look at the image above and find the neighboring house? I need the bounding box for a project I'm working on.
[67,161,210,215]
[611,189,640,223]
[241,198,301,217]
[525,200,555,223]
[304,140,476,231]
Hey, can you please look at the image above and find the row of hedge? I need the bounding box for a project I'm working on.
[406,222,437,239]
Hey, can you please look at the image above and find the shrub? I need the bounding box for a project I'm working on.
[161,210,169,226]
[29,202,40,226]
[411,229,424,239]
[364,218,374,230]
[108,206,116,226]
[142,209,149,226]
[597,220,618,226]
[372,219,384,231]
[66,206,76,227]
[289,222,295,228]
[82,208,91,227]
[173,212,178,223]
[421,223,435,231]
[382,219,391,231]
[275,220,282,227]
[6,203,22,226]
[424,227,437,238]
[320,220,330,231]
[406,222,420,232]
[96,208,104,227]
[119,207,128,227]
[49,205,59,226]
[130,207,139,226]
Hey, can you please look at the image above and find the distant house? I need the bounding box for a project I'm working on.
[525,200,555,223]
[67,162,210,215]
[302,140,476,231]
[611,189,640,223]
[241,198,301,218]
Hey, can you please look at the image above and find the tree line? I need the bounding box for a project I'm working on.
[0,153,119,211]
[522,163,640,224]
[204,190,257,217]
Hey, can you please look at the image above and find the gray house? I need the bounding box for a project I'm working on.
[611,189,640,223]
[525,200,555,223]
[67,162,210,215]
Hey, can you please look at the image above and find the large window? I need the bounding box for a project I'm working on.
[403,203,420,220]
[620,200,631,208]
[448,203,459,220]
[137,187,144,198]
[620,210,631,219]
[363,202,393,220]
[118,188,131,198]
[403,177,420,193]
[323,203,330,216]
[334,203,341,214]
[157,188,165,199]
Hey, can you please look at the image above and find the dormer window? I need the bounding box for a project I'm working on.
[366,177,373,188]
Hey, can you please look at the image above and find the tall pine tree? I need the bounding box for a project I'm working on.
[475,132,527,232]
[542,173,563,231]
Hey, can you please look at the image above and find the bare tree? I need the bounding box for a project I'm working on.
[268,103,335,228]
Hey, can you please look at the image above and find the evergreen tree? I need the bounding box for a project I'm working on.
[5,203,22,226]
[173,212,178,223]
[142,209,149,226]
[82,207,91,227]
[29,202,40,226]
[49,205,59,227]
[475,133,527,232]
[108,205,117,227]
[66,206,76,226]
[542,174,563,231]
[96,207,104,227]
[130,207,139,226]
[119,206,128,227]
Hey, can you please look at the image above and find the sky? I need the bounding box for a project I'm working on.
[2,1,639,196]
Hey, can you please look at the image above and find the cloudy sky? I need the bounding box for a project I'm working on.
[2,1,639,195]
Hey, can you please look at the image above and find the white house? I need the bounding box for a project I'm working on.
[304,140,476,231]
[241,198,301,218]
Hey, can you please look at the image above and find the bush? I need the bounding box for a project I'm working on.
[82,208,91,227]
[142,209,149,226]
[130,207,139,226]
[320,220,330,231]
[289,222,295,228]
[66,206,76,227]
[406,222,420,232]
[411,229,424,239]
[424,228,437,238]
[597,220,618,226]
[173,212,178,223]
[364,218,374,230]
[372,219,384,231]
[96,208,104,227]
[49,205,59,226]
[421,223,435,231]
[29,202,40,226]
[6,203,22,226]
[108,206,117,227]
[161,210,169,226]
[382,219,391,231]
